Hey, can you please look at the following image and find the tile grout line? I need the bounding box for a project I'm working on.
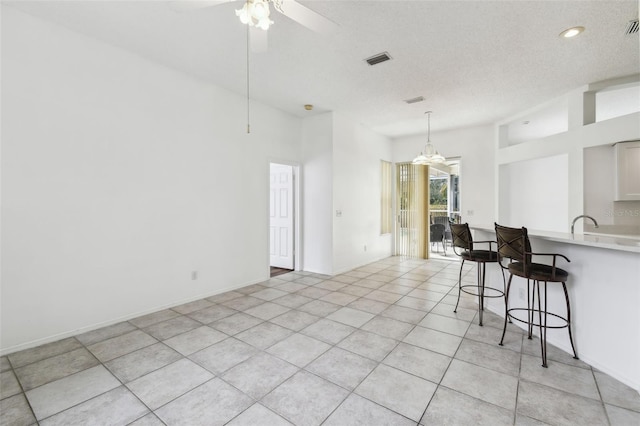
[413,262,480,423]
[513,333,524,425]
[4,354,40,425]
[4,257,629,426]
[591,367,613,426]
[318,262,451,425]
[2,259,454,425]
[74,330,169,425]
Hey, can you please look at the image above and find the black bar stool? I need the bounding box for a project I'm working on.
[450,223,505,326]
[494,223,578,367]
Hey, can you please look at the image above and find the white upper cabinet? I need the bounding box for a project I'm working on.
[615,141,640,201]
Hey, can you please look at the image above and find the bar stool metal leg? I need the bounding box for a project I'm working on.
[499,268,512,324]
[499,274,514,346]
[478,263,485,325]
[527,280,534,339]
[562,282,579,360]
[454,259,465,313]
[538,280,548,367]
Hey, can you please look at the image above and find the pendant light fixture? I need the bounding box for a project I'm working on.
[413,111,445,165]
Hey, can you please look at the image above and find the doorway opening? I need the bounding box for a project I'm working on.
[428,160,461,259]
[269,162,298,277]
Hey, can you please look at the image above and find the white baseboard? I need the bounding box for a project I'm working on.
[0,276,269,357]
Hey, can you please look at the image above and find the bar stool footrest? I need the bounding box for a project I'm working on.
[506,308,570,329]
[460,284,505,298]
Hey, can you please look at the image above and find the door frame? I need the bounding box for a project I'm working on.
[268,160,301,272]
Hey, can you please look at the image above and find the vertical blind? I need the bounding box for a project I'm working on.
[395,163,430,258]
[381,160,393,234]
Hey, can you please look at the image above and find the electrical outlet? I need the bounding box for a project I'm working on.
[364,245,367,252]
[191,271,198,280]
[336,210,342,217]
[519,288,525,300]
[467,210,474,216]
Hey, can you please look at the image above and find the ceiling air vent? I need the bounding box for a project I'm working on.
[625,19,639,35]
[365,52,392,66]
[404,96,425,104]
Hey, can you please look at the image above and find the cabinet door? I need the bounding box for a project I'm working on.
[615,141,640,201]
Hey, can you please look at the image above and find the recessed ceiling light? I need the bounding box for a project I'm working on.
[560,26,585,38]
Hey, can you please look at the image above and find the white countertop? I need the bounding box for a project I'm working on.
[470,225,640,253]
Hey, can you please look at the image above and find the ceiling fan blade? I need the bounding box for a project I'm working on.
[279,0,338,36]
[250,26,268,53]
[169,0,235,13]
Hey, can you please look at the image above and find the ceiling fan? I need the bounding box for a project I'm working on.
[171,0,337,133]
[170,0,338,52]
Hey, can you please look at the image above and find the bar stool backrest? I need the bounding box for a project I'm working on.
[494,223,532,270]
[450,223,473,254]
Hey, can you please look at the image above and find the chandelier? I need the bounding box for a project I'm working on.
[412,111,445,165]
[236,0,276,30]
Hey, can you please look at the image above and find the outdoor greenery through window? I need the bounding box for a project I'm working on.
[429,168,449,222]
[429,163,461,224]
[430,177,448,210]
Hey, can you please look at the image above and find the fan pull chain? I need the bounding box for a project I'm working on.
[246,16,251,134]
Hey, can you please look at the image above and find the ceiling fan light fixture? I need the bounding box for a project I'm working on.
[235,3,253,25]
[236,0,273,30]
[252,0,270,19]
[256,16,274,30]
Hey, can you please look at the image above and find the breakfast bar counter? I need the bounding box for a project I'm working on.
[471,225,640,253]
[471,226,640,392]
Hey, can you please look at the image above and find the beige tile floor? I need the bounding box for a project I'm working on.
[1,257,640,425]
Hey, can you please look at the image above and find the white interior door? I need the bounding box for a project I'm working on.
[270,163,294,269]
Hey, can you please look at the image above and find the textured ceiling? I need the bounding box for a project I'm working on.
[5,0,639,138]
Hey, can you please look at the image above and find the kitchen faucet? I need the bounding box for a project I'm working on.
[571,215,599,235]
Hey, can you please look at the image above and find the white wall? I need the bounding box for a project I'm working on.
[1,7,302,353]
[393,125,496,227]
[502,154,569,232]
[301,113,334,275]
[300,112,394,275]
[496,82,640,233]
[584,145,616,226]
[584,144,640,232]
[332,114,393,274]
